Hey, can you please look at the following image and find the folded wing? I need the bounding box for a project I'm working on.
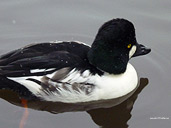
[0,41,90,77]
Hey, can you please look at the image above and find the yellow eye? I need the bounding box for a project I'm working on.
[127,44,131,48]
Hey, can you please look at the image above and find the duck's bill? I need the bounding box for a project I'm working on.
[133,43,151,57]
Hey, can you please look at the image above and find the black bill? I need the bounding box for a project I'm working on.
[133,43,151,57]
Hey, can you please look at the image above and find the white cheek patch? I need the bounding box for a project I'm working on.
[129,46,137,58]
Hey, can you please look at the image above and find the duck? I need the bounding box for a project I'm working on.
[0,18,151,103]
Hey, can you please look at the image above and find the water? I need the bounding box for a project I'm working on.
[0,0,170,128]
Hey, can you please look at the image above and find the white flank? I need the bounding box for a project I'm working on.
[60,69,91,84]
[82,70,91,77]
[40,63,138,103]
[7,63,138,103]
[7,76,43,94]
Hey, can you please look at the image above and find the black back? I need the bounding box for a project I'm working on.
[0,41,103,77]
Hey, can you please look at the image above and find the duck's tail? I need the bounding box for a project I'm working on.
[0,76,38,100]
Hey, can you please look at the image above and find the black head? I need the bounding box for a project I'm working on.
[88,18,151,74]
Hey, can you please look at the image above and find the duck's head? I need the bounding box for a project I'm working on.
[88,18,151,74]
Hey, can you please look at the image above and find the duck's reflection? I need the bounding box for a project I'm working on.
[87,78,148,128]
[0,78,148,127]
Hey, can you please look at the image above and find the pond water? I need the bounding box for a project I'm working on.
[0,0,170,128]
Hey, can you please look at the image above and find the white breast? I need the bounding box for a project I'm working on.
[90,63,138,101]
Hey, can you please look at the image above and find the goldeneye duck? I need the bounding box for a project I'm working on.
[0,18,151,103]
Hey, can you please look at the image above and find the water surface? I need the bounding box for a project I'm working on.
[0,0,170,128]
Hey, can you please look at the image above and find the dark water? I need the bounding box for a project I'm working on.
[0,0,170,128]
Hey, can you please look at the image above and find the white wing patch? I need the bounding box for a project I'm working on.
[30,68,56,73]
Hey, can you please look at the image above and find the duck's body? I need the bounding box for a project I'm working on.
[0,19,150,103]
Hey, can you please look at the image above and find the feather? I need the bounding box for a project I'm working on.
[0,41,93,77]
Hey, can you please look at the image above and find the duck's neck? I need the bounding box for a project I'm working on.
[87,40,129,74]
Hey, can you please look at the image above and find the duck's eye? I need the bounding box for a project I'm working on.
[127,44,132,48]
